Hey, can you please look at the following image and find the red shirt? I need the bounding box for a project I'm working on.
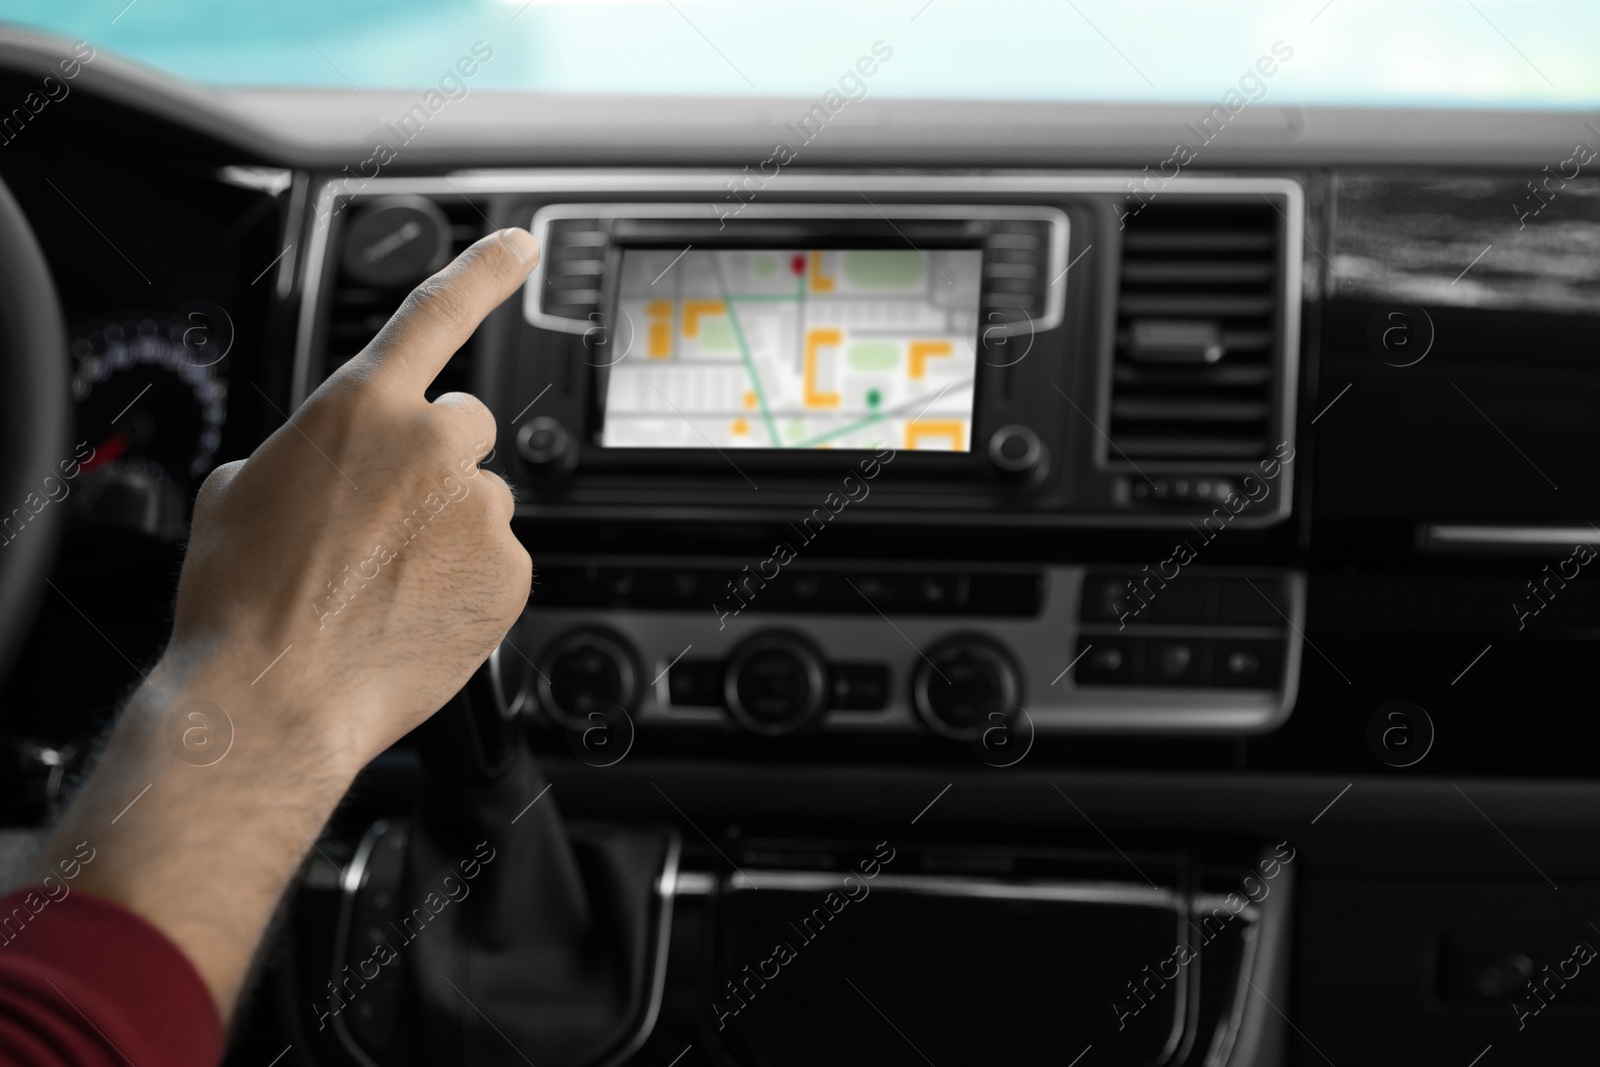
[0,888,222,1067]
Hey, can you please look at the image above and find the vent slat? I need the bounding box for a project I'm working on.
[1121,259,1276,284]
[978,223,1052,328]
[1114,364,1272,387]
[1118,294,1275,317]
[1116,437,1268,459]
[1122,230,1274,253]
[1111,399,1271,421]
[538,218,609,325]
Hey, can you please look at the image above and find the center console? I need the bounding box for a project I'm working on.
[295,172,1307,744]
[280,170,1309,1067]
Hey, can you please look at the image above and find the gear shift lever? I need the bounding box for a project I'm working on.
[330,643,675,1067]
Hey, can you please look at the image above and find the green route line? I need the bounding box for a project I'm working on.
[716,270,901,449]
[719,291,781,447]
[791,411,887,450]
[717,273,807,448]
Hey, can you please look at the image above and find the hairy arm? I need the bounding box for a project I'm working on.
[18,227,540,1019]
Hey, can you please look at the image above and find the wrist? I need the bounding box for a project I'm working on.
[136,645,367,788]
[40,654,365,1016]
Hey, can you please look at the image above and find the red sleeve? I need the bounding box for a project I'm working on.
[0,888,223,1067]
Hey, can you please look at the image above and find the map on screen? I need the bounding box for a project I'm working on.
[600,248,982,451]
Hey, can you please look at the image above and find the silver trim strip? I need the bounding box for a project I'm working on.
[1212,849,1293,1067]
[331,819,391,1067]
[723,869,1181,909]
[673,870,717,895]
[1205,910,1258,1067]
[591,830,681,1067]
[524,200,1069,336]
[1422,523,1600,553]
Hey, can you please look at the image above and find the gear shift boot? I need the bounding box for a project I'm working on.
[331,748,674,1067]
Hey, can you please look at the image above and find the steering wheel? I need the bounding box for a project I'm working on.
[0,174,70,689]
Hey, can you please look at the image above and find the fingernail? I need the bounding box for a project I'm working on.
[496,227,539,263]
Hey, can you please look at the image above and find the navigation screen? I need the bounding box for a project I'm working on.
[600,248,983,451]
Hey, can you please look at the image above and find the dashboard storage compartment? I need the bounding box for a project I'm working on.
[702,842,1279,1067]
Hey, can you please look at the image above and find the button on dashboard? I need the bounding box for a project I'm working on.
[1146,638,1211,686]
[665,658,723,707]
[1212,639,1284,687]
[1074,635,1140,685]
[829,664,890,711]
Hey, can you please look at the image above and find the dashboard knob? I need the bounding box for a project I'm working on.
[912,636,1022,740]
[724,632,829,736]
[339,195,451,288]
[534,628,639,725]
[987,424,1049,487]
[516,416,578,480]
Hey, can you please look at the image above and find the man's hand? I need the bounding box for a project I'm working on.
[18,228,540,1017]
[171,227,537,772]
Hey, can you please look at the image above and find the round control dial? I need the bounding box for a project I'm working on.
[534,629,639,725]
[987,424,1049,488]
[912,636,1022,740]
[339,195,451,288]
[724,633,829,736]
[517,416,578,480]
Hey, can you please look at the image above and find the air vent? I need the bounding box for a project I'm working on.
[536,216,609,330]
[980,220,1053,334]
[1108,202,1282,463]
[316,198,487,394]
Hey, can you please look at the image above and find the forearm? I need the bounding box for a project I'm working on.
[11,226,536,1036]
[23,652,359,1016]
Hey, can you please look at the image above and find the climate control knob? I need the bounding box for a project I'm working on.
[724,632,829,736]
[534,628,639,725]
[987,424,1049,488]
[517,417,578,480]
[912,636,1022,740]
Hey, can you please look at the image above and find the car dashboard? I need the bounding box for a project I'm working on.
[2,24,1600,1067]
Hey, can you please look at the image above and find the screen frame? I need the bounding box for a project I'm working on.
[593,241,989,456]
[521,201,1069,474]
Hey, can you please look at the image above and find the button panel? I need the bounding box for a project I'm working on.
[525,563,1302,736]
[537,564,1042,617]
[666,658,892,714]
[1075,572,1289,691]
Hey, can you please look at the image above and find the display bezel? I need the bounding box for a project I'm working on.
[593,238,989,457]
[533,203,1069,473]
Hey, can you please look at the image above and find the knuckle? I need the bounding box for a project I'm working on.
[511,544,534,593]
[475,469,516,512]
[495,540,534,605]
[410,411,457,458]
[197,459,246,500]
[438,391,496,435]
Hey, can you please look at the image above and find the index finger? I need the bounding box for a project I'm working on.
[352,227,540,393]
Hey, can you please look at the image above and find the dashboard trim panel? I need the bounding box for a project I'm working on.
[523,562,1305,736]
[292,171,1303,532]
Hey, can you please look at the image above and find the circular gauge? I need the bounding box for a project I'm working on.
[70,316,228,486]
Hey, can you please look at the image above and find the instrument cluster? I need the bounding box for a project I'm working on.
[66,305,232,538]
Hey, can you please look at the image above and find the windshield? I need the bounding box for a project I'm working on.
[5,0,1598,110]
